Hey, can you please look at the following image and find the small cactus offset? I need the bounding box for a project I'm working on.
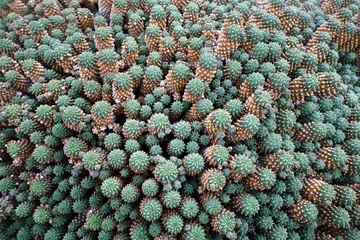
[0,0,360,239]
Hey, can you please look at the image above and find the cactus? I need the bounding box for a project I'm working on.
[0,1,360,239]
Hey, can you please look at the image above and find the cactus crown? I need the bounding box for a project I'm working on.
[114,73,132,90]
[302,74,319,91]
[199,52,217,70]
[62,106,83,124]
[241,114,260,133]
[146,24,161,37]
[151,5,166,20]
[155,160,178,183]
[225,24,246,42]
[173,63,190,80]
[226,99,243,117]
[99,49,118,65]
[101,178,121,198]
[269,72,290,91]
[186,78,204,96]
[36,105,52,120]
[254,90,273,106]
[212,109,232,129]
[83,151,102,170]
[145,66,163,83]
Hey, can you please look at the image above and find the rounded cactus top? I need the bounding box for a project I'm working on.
[28,20,45,34]
[186,78,204,96]
[125,99,141,114]
[165,214,184,234]
[189,37,203,50]
[114,72,132,90]
[172,25,187,38]
[98,49,118,65]
[211,145,230,165]
[149,113,170,132]
[181,198,199,219]
[197,99,214,115]
[252,42,269,62]
[241,114,260,133]
[146,24,161,38]
[108,149,126,169]
[128,65,144,81]
[19,119,37,135]
[121,184,139,203]
[4,70,20,83]
[254,90,272,106]
[225,24,246,42]
[123,119,142,135]
[174,121,192,139]
[113,0,127,8]
[269,72,290,91]
[129,151,149,172]
[92,101,111,118]
[104,133,121,149]
[286,48,304,64]
[226,99,243,117]
[233,154,253,175]
[129,13,142,23]
[184,153,205,174]
[247,72,265,90]
[298,200,318,222]
[258,167,276,188]
[84,80,100,94]
[275,59,290,72]
[246,24,264,44]
[303,52,319,67]
[148,51,161,63]
[82,151,103,170]
[63,137,83,157]
[186,2,199,13]
[216,210,236,235]
[276,151,293,171]
[21,59,38,72]
[160,190,181,209]
[183,224,206,240]
[227,10,243,23]
[142,179,159,197]
[95,27,113,41]
[160,36,175,48]
[62,106,83,124]
[331,148,348,166]
[53,44,72,59]
[145,66,163,83]
[262,13,281,29]
[226,60,242,77]
[239,195,260,216]
[211,109,232,129]
[33,145,52,163]
[123,37,139,53]
[78,52,97,69]
[101,177,121,198]
[36,105,52,120]
[325,72,342,89]
[155,160,178,183]
[302,74,319,92]
[141,198,163,221]
[172,62,190,81]
[199,52,217,70]
[151,5,166,20]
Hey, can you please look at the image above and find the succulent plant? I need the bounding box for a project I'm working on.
[0,1,360,239]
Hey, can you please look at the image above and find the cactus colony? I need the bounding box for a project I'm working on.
[0,0,360,239]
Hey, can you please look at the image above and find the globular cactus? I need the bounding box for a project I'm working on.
[0,1,360,239]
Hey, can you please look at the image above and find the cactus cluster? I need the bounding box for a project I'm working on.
[0,0,360,239]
